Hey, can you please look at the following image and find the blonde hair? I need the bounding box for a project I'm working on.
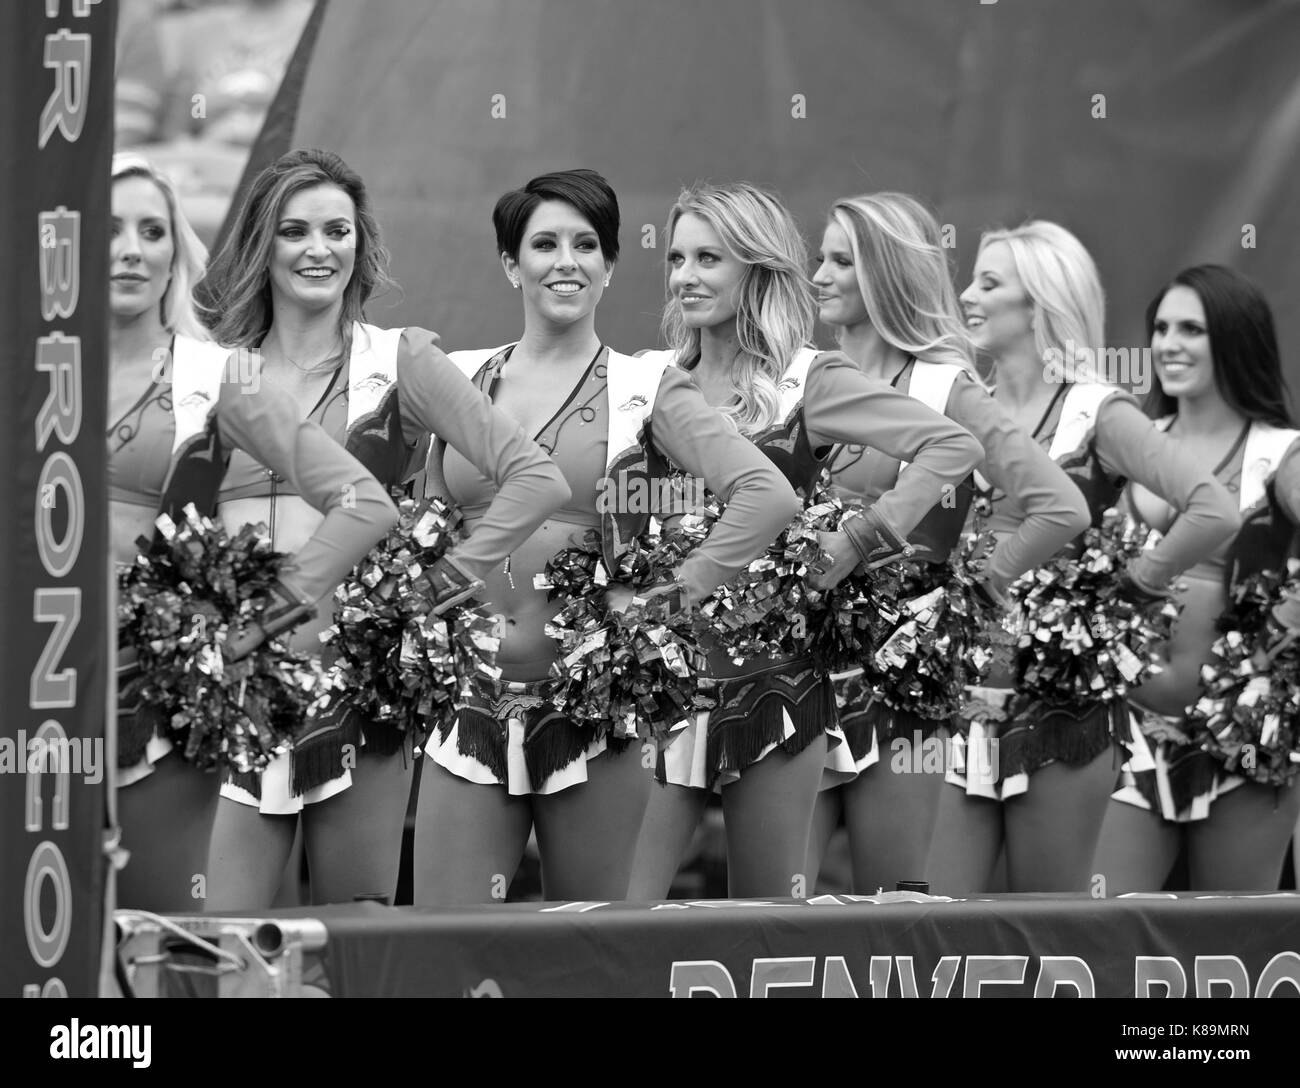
[976,220,1104,378]
[828,192,976,374]
[111,153,209,340]
[662,183,816,434]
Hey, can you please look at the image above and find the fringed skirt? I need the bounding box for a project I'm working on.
[657,658,838,792]
[946,687,1129,802]
[426,676,630,796]
[829,667,952,779]
[116,703,177,787]
[221,704,412,815]
[1112,707,1244,822]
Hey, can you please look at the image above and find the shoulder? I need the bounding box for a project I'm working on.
[443,343,514,378]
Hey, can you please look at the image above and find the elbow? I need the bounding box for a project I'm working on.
[1064,495,1091,538]
[956,432,984,474]
[545,468,573,513]
[780,479,801,520]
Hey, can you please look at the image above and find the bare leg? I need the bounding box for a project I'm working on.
[302,748,417,905]
[928,784,1004,896]
[534,742,654,901]
[1092,798,1182,895]
[1003,747,1120,892]
[628,781,711,900]
[1188,781,1300,891]
[117,754,222,913]
[840,748,947,894]
[203,796,297,911]
[805,785,844,891]
[412,758,532,905]
[721,734,827,899]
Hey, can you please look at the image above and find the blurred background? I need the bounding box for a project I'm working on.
[112,0,1300,899]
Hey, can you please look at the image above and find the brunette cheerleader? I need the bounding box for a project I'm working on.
[412,169,802,905]
[109,154,396,911]
[1095,265,1300,892]
[198,149,571,909]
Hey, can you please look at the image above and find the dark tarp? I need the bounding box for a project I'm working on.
[234,0,1300,393]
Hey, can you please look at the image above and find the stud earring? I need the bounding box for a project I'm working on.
[510,278,520,289]
[603,277,611,288]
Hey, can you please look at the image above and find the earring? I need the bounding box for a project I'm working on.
[603,277,611,288]
[510,277,520,289]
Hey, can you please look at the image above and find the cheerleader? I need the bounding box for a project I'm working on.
[927,223,1241,894]
[1094,265,1300,891]
[627,183,985,900]
[804,193,1090,895]
[412,168,801,906]
[109,154,397,912]
[199,149,571,910]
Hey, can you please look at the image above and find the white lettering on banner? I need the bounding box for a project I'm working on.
[35,451,84,578]
[668,954,1300,996]
[32,588,80,708]
[26,8,96,1000]
[38,210,80,319]
[25,841,71,968]
[35,333,82,445]
[38,30,91,147]
[24,722,73,830]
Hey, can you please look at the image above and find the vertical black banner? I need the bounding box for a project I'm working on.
[0,0,116,997]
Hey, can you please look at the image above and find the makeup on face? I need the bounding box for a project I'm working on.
[667,212,744,330]
[110,175,175,320]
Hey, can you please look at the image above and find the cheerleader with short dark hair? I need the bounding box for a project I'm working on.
[412,168,802,905]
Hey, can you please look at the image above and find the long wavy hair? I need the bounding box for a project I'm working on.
[111,153,209,340]
[1144,264,1294,428]
[662,182,816,434]
[976,219,1105,380]
[828,191,977,374]
[198,148,394,361]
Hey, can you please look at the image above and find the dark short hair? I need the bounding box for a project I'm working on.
[492,168,620,263]
[1143,264,1293,428]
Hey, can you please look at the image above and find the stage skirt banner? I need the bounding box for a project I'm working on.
[0,0,115,998]
[249,894,1300,999]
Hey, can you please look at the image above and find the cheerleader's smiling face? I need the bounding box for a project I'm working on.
[504,200,610,326]
[960,241,1035,355]
[668,213,745,331]
[269,184,357,313]
[110,176,175,321]
[1151,286,1216,402]
[812,220,869,329]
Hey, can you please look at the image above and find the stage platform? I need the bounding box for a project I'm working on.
[114,892,1300,998]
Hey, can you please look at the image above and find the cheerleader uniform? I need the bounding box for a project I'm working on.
[946,384,1241,799]
[218,325,570,813]
[110,333,397,784]
[1113,420,1300,821]
[826,358,1090,777]
[423,344,800,795]
[652,348,985,791]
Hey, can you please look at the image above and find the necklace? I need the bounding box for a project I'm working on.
[266,338,343,374]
